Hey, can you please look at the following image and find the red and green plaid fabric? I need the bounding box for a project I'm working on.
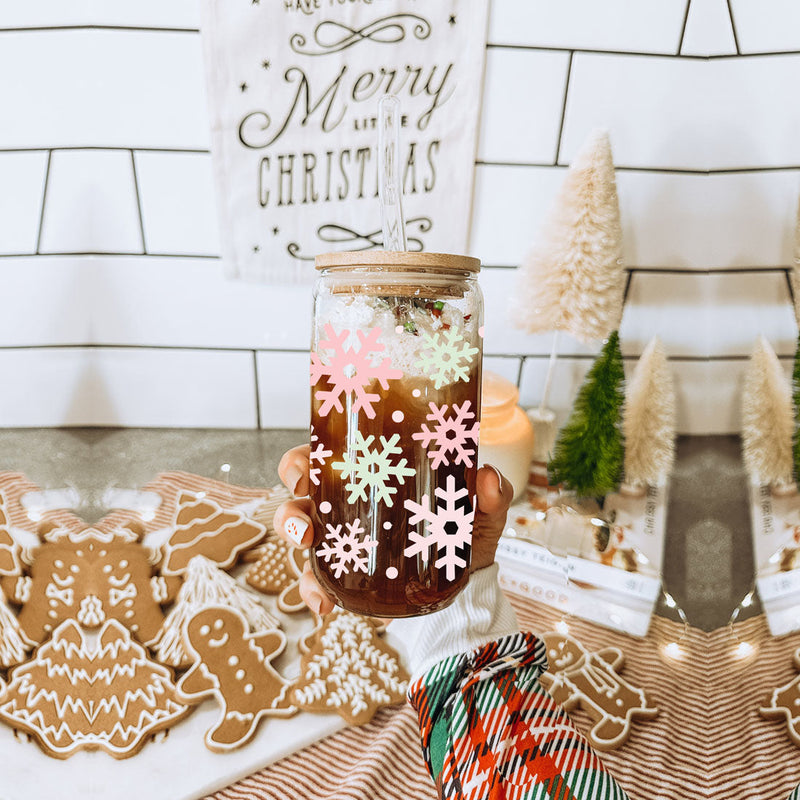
[408,632,630,800]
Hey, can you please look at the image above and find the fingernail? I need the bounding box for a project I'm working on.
[285,464,303,494]
[307,591,323,615]
[484,463,504,493]
[285,516,309,546]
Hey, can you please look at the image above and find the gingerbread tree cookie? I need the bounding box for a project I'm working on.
[0,618,191,759]
[160,492,266,575]
[538,631,658,750]
[245,536,308,614]
[0,583,31,667]
[153,555,279,668]
[760,647,800,745]
[0,493,22,577]
[293,608,408,725]
[176,606,296,751]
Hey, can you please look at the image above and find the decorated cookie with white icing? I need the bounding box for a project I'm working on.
[0,617,191,759]
[293,608,408,726]
[152,555,278,669]
[176,606,296,752]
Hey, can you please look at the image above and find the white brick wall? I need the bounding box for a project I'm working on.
[0,1,798,434]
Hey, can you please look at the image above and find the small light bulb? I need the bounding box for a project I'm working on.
[741,592,753,608]
[196,492,206,499]
[27,510,42,522]
[220,463,231,473]
[664,593,677,609]
[664,642,683,659]
[555,620,570,636]
[735,642,754,659]
[140,510,155,522]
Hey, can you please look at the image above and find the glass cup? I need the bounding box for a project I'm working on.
[309,251,484,617]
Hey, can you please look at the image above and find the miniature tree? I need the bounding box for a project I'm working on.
[741,336,793,486]
[791,195,800,325]
[623,337,676,487]
[549,331,625,498]
[153,555,279,668]
[792,333,800,483]
[510,129,625,345]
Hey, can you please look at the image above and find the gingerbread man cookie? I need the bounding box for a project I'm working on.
[539,631,658,750]
[0,617,191,759]
[245,537,308,614]
[177,606,296,751]
[293,608,408,726]
[760,647,800,745]
[153,555,278,668]
[161,492,266,575]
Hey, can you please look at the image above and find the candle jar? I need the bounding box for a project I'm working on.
[309,251,483,617]
[478,372,535,502]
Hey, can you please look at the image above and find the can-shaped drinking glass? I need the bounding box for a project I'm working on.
[309,251,483,617]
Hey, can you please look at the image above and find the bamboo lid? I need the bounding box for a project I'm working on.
[315,250,480,273]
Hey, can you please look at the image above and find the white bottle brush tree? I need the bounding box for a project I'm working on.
[741,336,793,487]
[510,129,626,429]
[623,337,676,488]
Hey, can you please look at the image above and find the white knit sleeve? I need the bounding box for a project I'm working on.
[388,563,520,680]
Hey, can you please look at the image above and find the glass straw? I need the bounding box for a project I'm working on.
[378,95,407,251]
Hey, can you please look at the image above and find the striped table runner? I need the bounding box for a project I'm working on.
[209,599,800,800]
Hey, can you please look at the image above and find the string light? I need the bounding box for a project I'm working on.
[660,587,689,661]
[727,583,758,660]
[554,619,570,636]
[663,642,684,660]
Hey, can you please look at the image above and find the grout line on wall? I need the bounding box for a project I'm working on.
[477,160,707,175]
[0,343,776,364]
[677,0,692,56]
[725,0,741,55]
[0,25,200,34]
[553,51,573,165]
[632,266,791,275]
[486,43,705,60]
[785,269,796,309]
[0,147,211,155]
[622,270,634,304]
[34,150,52,255]
[0,251,221,260]
[129,150,147,255]
[252,351,262,430]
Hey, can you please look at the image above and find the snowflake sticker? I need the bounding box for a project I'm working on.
[316,519,377,578]
[415,328,479,390]
[332,432,415,507]
[412,401,480,469]
[404,475,475,581]
[309,428,333,487]
[310,325,402,419]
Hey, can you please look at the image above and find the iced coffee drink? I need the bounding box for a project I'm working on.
[310,252,483,617]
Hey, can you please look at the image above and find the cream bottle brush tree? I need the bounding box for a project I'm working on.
[623,337,676,488]
[741,336,793,487]
[510,128,626,417]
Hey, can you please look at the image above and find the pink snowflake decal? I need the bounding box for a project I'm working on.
[309,428,333,487]
[412,401,480,469]
[404,475,475,581]
[310,324,403,419]
[316,518,377,578]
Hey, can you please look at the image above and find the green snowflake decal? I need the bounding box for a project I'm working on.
[332,432,415,507]
[415,328,479,389]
